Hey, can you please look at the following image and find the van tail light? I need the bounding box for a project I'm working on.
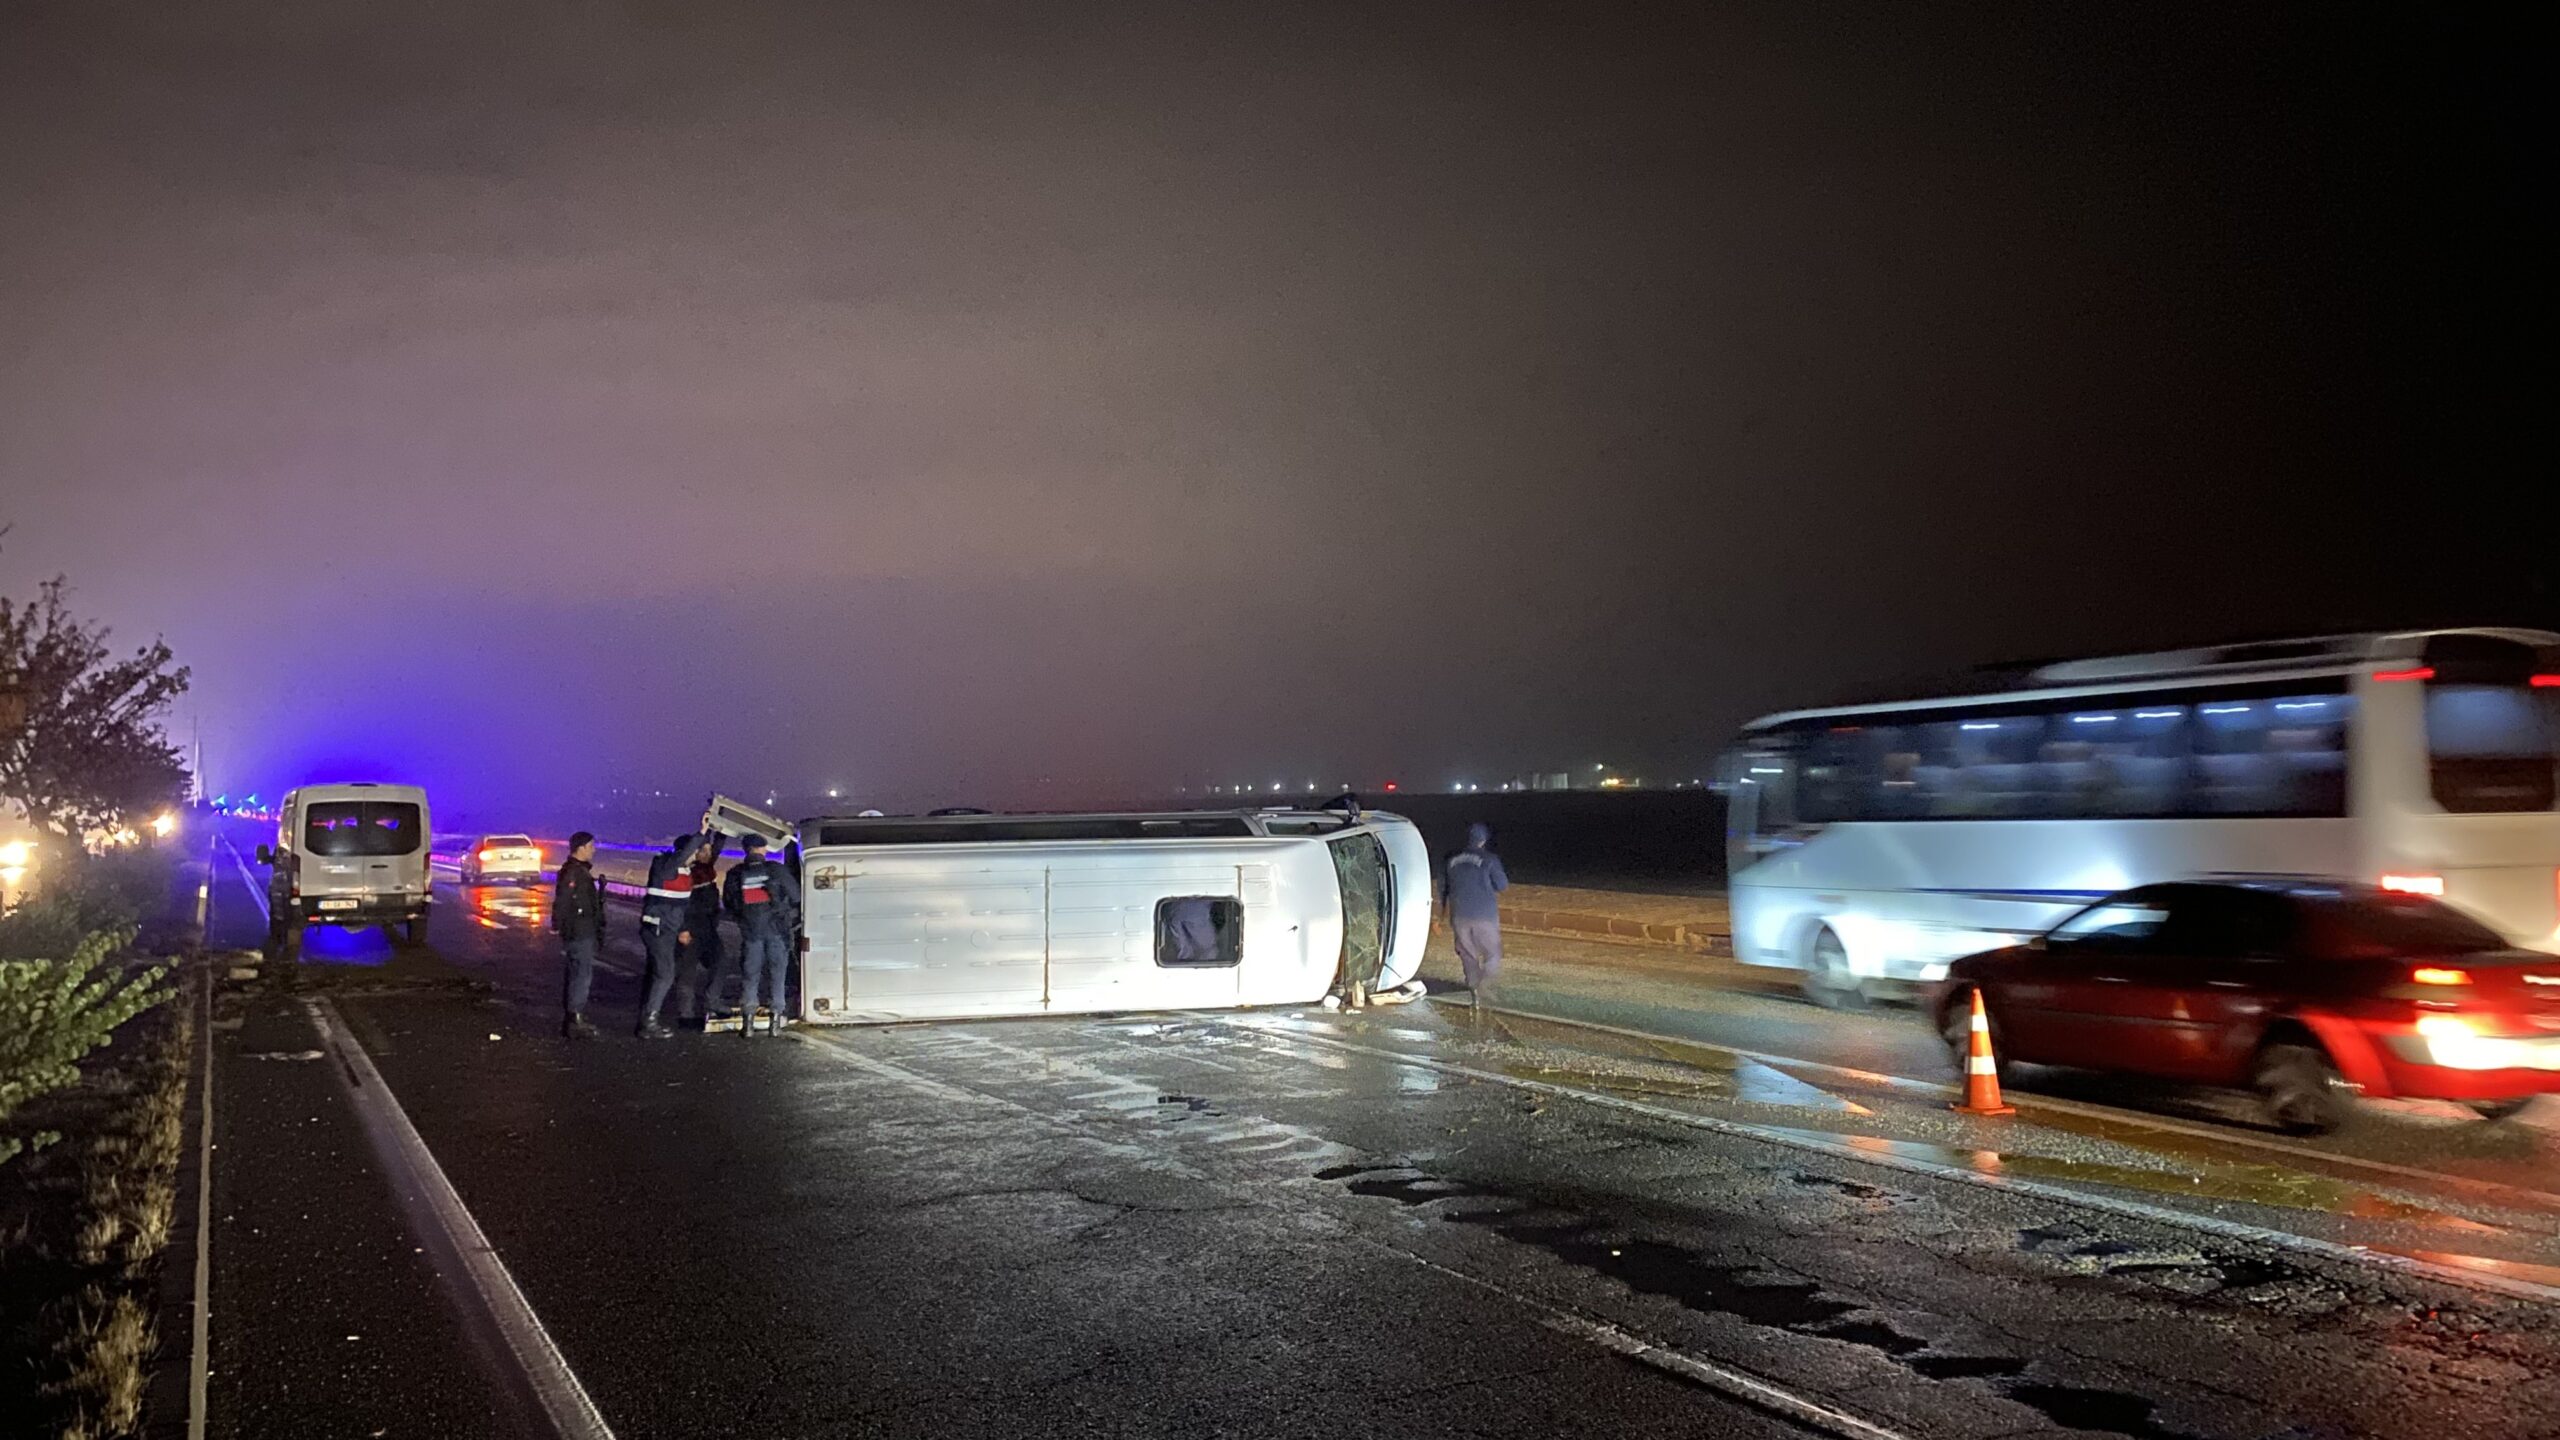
[2379,873,2444,897]
[2411,966,2473,987]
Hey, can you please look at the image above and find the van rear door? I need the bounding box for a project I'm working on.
[299,798,426,904]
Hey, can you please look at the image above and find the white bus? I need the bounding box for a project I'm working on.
[780,805,1433,1023]
[1720,629,2560,1006]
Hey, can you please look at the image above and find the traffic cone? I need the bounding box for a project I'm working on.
[1951,988,2015,1117]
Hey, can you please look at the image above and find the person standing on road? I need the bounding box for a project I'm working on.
[723,833,802,1038]
[680,839,728,1022]
[1440,822,1509,1006]
[636,830,714,1040]
[554,832,605,1040]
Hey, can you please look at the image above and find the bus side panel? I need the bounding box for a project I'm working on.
[836,863,1048,1021]
[1732,818,2358,981]
[1046,859,1245,1014]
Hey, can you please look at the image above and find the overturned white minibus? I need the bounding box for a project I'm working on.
[703,799,1432,1024]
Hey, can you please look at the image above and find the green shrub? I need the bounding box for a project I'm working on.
[0,928,171,1169]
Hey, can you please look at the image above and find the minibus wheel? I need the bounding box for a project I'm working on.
[1802,926,1866,1010]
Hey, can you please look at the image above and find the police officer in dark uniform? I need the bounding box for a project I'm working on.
[722,833,802,1038]
[553,832,605,1039]
[679,840,728,1022]
[637,830,716,1039]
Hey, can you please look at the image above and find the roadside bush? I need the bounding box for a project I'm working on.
[0,928,171,1170]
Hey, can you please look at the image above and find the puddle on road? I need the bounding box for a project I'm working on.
[2016,1222,2319,1296]
[1319,1161,2210,1439]
[2009,1384,2193,1440]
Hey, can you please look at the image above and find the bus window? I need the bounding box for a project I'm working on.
[2426,685,2559,813]
[2192,693,2350,817]
[1727,745,1801,874]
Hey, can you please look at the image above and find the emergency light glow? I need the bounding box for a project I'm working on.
[2372,666,2436,683]
[2379,873,2445,897]
[2411,967,2473,987]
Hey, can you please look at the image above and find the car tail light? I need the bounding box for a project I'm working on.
[2379,873,2444,897]
[2411,966,2472,986]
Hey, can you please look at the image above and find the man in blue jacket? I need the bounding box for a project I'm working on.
[723,833,802,1038]
[1440,822,1509,1007]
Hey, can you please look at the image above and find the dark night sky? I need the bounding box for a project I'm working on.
[1,3,2546,822]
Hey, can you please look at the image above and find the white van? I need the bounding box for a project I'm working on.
[259,783,434,945]
[774,805,1432,1024]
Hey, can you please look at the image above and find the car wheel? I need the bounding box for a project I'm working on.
[2467,1097,2535,1122]
[1801,926,1866,1010]
[461,865,479,886]
[2254,1042,2351,1135]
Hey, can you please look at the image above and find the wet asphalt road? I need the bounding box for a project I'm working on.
[199,854,2560,1439]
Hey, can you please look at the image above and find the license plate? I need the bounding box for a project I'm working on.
[319,898,359,911]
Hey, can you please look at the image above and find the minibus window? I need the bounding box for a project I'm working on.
[1155,897,1242,967]
[2425,686,2558,813]
[304,802,425,857]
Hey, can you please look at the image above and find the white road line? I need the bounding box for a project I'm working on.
[186,966,214,1440]
[1231,1020,2560,1308]
[1380,1245,1908,1440]
[304,998,616,1440]
[1459,998,2560,1213]
[221,838,269,924]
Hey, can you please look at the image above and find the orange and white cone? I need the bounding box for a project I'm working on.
[1951,988,2015,1117]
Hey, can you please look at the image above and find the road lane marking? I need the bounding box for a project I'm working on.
[221,838,269,924]
[187,966,213,1440]
[1228,1020,2560,1307]
[1380,1245,1908,1440]
[1453,996,2560,1214]
[304,998,617,1440]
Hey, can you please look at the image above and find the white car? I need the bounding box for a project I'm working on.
[460,834,544,887]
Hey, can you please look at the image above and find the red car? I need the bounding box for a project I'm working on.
[1932,879,2560,1133]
